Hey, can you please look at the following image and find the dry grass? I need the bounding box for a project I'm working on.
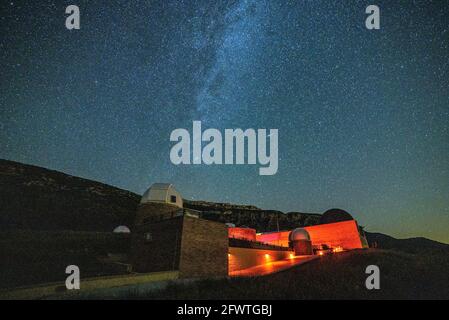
[119,249,449,300]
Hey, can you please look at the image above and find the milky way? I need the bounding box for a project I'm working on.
[1,0,448,242]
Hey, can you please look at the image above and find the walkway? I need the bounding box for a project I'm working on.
[229,255,318,277]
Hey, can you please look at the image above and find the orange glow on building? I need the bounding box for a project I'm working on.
[256,231,290,247]
[228,219,365,276]
[228,227,257,241]
[333,246,344,253]
[256,220,364,251]
[304,220,363,250]
[228,247,293,274]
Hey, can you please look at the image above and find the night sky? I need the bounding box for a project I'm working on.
[1,1,448,243]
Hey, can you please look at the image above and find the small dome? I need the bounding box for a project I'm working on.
[289,228,311,241]
[320,208,353,224]
[113,225,131,233]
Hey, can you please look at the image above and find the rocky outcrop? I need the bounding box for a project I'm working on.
[183,202,322,232]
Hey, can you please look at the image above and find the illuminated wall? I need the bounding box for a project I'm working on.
[256,220,365,250]
[228,247,294,273]
[228,227,256,241]
[304,220,363,250]
[256,231,290,247]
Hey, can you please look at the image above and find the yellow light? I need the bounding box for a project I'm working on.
[264,254,270,259]
[289,253,294,259]
[318,251,324,256]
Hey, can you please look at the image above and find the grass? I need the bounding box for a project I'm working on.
[110,249,449,300]
[0,230,130,289]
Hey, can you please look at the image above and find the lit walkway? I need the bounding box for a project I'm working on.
[229,255,319,277]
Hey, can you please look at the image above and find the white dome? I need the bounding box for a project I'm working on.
[113,225,131,233]
[289,228,310,241]
[140,183,183,208]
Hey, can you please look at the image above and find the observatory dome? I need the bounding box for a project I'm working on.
[289,228,311,242]
[113,225,131,233]
[320,208,353,224]
[140,183,183,208]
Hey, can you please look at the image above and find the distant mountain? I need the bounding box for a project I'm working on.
[365,232,449,254]
[0,159,139,231]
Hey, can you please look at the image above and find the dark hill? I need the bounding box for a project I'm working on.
[365,232,449,254]
[0,159,139,231]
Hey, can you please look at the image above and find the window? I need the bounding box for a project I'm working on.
[170,195,177,203]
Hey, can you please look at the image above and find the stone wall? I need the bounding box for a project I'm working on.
[134,202,181,225]
[178,216,228,278]
[130,216,183,273]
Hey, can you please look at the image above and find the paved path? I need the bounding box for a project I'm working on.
[229,255,319,277]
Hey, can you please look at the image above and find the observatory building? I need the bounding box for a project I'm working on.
[131,183,228,278]
[141,183,183,208]
[130,183,369,279]
[289,228,313,256]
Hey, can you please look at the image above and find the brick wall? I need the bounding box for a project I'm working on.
[130,216,183,273]
[178,216,228,278]
[134,202,181,225]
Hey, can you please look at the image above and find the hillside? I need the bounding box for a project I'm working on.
[365,232,449,254]
[0,159,139,231]
[0,159,321,232]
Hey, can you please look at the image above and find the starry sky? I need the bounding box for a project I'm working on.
[1,1,448,243]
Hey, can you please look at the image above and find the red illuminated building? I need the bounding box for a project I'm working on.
[131,183,369,279]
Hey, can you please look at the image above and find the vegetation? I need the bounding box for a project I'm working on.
[0,230,130,289]
[107,249,449,300]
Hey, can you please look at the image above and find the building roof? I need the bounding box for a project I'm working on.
[320,208,354,224]
[148,183,173,190]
